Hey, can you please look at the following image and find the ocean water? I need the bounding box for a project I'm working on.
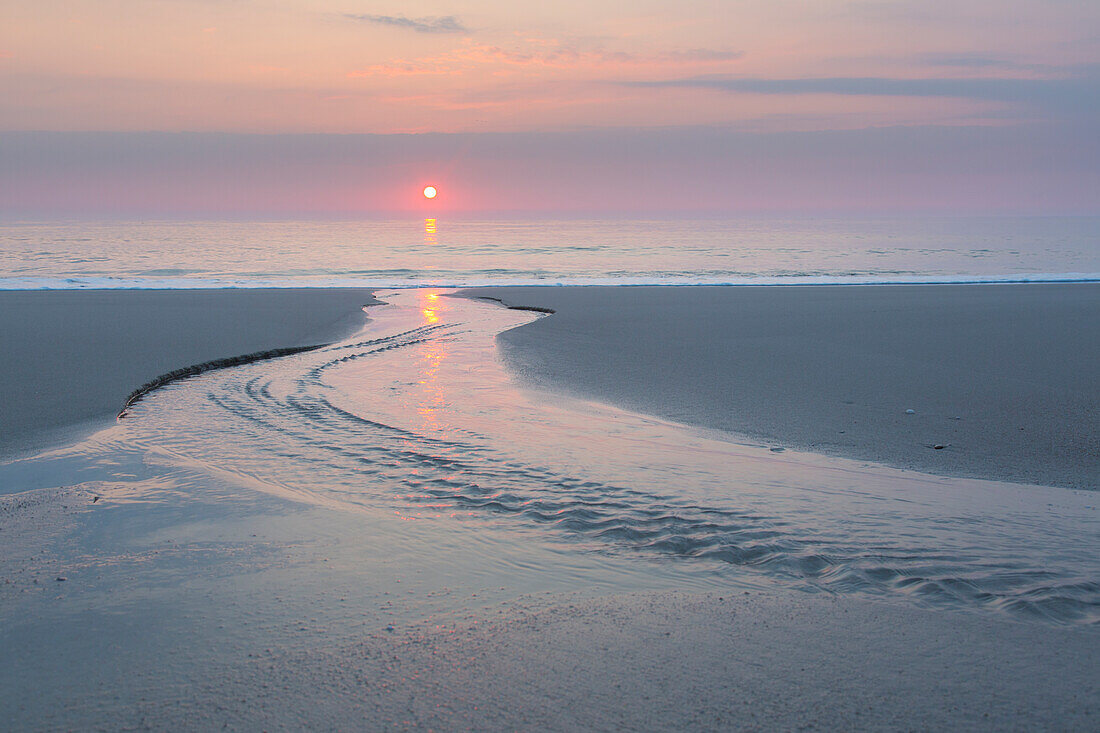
[1,216,1097,288]
[4,291,1097,625]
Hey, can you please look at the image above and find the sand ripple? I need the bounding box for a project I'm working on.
[115,291,1100,624]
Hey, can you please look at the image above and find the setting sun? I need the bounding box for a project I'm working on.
[423,186,437,199]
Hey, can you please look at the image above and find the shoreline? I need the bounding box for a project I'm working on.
[0,288,379,462]
[461,282,1100,490]
[2,274,1099,290]
[5,282,1097,490]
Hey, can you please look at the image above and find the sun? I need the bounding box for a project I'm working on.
[422,186,437,199]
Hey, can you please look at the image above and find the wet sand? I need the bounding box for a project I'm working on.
[0,288,378,460]
[461,283,1100,489]
[4,567,1096,730]
[0,286,1097,730]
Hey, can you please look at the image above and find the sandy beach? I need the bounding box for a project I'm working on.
[1,285,1097,729]
[463,283,1100,489]
[0,288,378,460]
[5,582,1096,729]
[9,0,1100,725]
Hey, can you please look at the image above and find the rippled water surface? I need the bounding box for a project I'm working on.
[1,217,1098,288]
[6,291,1097,624]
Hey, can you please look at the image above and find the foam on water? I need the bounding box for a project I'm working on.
[7,289,1096,624]
[1,272,1098,290]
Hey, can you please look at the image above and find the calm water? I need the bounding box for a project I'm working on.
[1,217,1097,288]
[5,291,1097,624]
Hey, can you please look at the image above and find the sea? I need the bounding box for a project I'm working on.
[1,216,1097,288]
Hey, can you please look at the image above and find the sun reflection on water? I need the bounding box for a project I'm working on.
[421,289,441,324]
[416,289,449,433]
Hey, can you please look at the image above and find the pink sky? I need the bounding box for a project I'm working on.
[1,0,1098,215]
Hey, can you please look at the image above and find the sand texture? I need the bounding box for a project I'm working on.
[462,284,1100,489]
[0,288,378,459]
[5,567,1097,730]
[0,287,1096,730]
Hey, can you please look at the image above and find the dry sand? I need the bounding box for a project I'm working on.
[0,288,378,460]
[462,283,1100,489]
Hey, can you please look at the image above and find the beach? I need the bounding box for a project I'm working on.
[6,584,1096,729]
[9,283,1096,486]
[0,284,1097,729]
[10,0,1100,724]
[464,283,1100,489]
[0,288,378,460]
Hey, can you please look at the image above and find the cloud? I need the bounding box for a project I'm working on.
[626,67,1100,118]
[342,14,467,34]
[917,53,1017,69]
[662,49,745,63]
[901,53,1061,75]
[348,39,742,78]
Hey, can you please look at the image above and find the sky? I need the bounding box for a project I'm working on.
[1,0,1098,216]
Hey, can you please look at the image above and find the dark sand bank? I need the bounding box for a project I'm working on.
[0,288,378,460]
[461,284,1100,489]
